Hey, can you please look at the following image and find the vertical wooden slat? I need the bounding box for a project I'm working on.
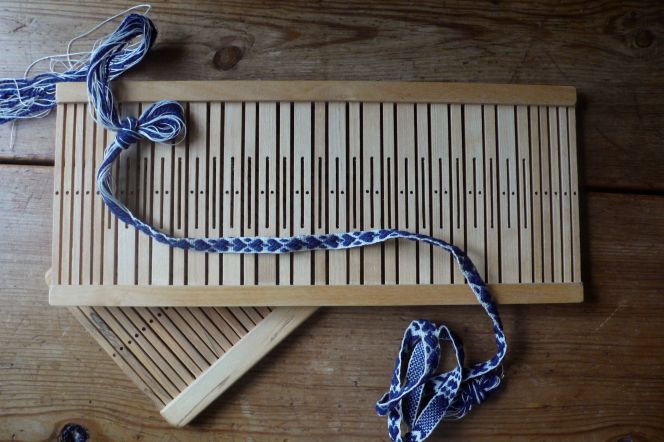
[464,104,485,280]
[258,102,278,284]
[81,104,95,285]
[70,103,86,285]
[517,105,532,283]
[396,103,417,284]
[102,125,117,285]
[416,103,431,284]
[559,106,573,283]
[117,103,139,285]
[328,102,347,285]
[243,102,257,285]
[91,109,105,285]
[431,104,451,284]
[313,102,327,285]
[497,105,519,283]
[137,104,153,286]
[52,103,66,285]
[293,103,312,285]
[61,103,76,285]
[382,103,397,285]
[549,107,563,283]
[362,103,382,284]
[172,103,188,286]
[150,114,173,285]
[222,102,243,286]
[348,102,362,284]
[484,105,500,284]
[568,107,582,282]
[278,102,292,285]
[539,106,553,283]
[450,104,465,283]
[530,106,543,283]
[187,103,208,285]
[208,103,222,285]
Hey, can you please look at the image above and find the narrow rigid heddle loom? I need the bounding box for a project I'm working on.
[50,81,582,306]
[48,81,582,425]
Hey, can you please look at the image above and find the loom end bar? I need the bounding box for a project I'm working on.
[49,283,583,307]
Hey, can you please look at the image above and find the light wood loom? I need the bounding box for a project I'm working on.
[48,81,582,425]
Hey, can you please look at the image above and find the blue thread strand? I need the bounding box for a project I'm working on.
[0,14,156,125]
[2,12,507,441]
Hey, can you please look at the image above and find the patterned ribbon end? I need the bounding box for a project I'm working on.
[376,320,504,442]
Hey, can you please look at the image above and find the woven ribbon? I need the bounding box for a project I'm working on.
[3,13,507,441]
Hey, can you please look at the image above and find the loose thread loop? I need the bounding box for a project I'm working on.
[0,13,156,126]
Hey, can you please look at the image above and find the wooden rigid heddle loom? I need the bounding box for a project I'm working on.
[48,81,583,425]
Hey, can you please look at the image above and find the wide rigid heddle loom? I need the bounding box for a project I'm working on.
[48,80,582,425]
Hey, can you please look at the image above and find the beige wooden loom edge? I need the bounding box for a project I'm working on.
[50,283,583,306]
[56,81,576,105]
[160,306,317,426]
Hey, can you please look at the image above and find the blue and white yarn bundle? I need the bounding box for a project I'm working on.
[1,11,507,440]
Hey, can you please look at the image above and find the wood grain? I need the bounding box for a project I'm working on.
[56,81,577,105]
[49,283,584,307]
[0,0,663,439]
[1,166,663,440]
[0,0,662,192]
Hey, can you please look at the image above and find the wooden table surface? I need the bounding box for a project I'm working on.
[1,1,663,440]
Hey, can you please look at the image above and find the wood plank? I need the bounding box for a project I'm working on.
[116,103,138,285]
[530,106,543,283]
[51,104,65,285]
[278,102,292,285]
[3,165,664,440]
[313,102,327,286]
[416,103,431,284]
[484,105,500,284]
[548,106,563,282]
[50,283,583,307]
[348,102,361,284]
[208,102,222,286]
[292,102,313,285]
[327,102,347,285]
[242,102,257,286]
[464,104,485,280]
[187,103,208,285]
[221,102,243,286]
[382,103,397,285]
[57,81,577,106]
[450,104,465,284]
[396,103,417,284]
[361,103,382,284]
[517,105,532,283]
[257,102,277,285]
[497,105,519,283]
[430,103,452,284]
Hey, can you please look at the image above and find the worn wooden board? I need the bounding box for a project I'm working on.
[1,165,663,440]
[0,1,662,193]
[49,81,583,307]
